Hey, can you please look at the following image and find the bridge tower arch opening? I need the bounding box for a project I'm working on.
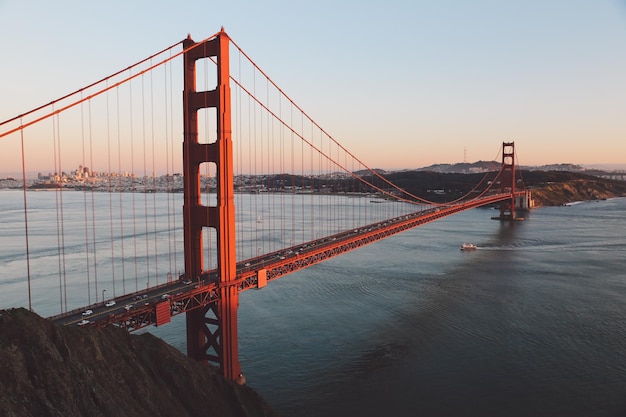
[182,30,241,382]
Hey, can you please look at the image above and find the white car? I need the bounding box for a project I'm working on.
[81,309,93,317]
[124,304,132,311]
[78,319,90,326]
[105,300,116,307]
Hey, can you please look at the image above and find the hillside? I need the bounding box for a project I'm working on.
[377,169,626,206]
[519,170,626,206]
[0,308,281,417]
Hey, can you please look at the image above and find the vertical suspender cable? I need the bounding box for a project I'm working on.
[317,130,322,241]
[250,70,260,255]
[262,78,266,250]
[116,85,126,294]
[150,60,159,285]
[80,99,92,305]
[168,52,178,276]
[53,113,68,313]
[106,81,116,298]
[267,79,271,251]
[57,114,67,311]
[53,112,62,311]
[130,70,139,293]
[279,84,284,250]
[301,111,305,245]
[19,120,32,311]
[350,153,354,229]
[233,55,240,260]
[250,74,258,259]
[235,50,246,261]
[329,139,334,236]
[283,95,288,248]
[310,124,315,241]
[88,101,99,302]
[163,59,173,278]
[234,51,249,258]
[141,74,151,288]
[290,104,295,248]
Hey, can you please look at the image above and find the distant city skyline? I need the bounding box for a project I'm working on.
[2,1,626,173]
[3,161,625,181]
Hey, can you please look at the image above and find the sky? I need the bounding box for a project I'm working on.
[1,0,626,173]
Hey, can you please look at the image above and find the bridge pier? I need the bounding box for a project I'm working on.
[182,30,242,382]
[517,190,534,211]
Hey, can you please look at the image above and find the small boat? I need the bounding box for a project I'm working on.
[460,243,477,251]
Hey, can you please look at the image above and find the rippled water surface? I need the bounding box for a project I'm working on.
[151,198,626,417]
[2,191,625,416]
[246,198,625,417]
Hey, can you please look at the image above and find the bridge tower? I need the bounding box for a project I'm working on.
[182,30,241,382]
[498,142,517,220]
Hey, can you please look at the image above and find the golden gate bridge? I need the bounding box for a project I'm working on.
[0,29,529,383]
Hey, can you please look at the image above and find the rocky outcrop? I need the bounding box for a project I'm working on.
[520,171,626,206]
[0,308,281,417]
[530,179,626,206]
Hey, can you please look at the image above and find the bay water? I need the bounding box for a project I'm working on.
[1,190,625,416]
[233,197,626,417]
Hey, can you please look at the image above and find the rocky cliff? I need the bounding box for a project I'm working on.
[530,179,626,206]
[520,171,626,206]
[0,308,281,417]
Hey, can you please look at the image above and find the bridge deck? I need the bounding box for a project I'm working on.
[50,192,524,331]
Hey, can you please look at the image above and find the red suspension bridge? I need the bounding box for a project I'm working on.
[0,29,529,383]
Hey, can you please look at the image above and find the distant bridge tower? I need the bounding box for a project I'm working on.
[182,30,241,382]
[498,142,517,220]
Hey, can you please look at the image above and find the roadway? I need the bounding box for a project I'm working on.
[50,192,523,331]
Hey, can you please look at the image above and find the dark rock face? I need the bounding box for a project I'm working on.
[0,308,281,417]
[528,178,626,206]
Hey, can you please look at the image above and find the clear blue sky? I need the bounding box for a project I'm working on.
[1,0,626,171]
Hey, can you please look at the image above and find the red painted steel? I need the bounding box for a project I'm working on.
[42,30,527,386]
[68,191,526,333]
[155,301,171,326]
[257,269,267,289]
[499,142,517,219]
[182,30,241,381]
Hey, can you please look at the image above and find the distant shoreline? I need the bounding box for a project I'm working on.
[2,170,626,208]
